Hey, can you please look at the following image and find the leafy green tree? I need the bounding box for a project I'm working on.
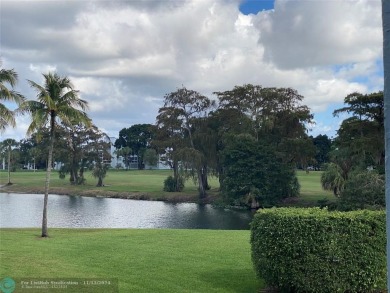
[18,72,90,237]
[220,134,299,208]
[312,134,332,168]
[115,124,156,169]
[214,85,314,165]
[333,92,384,171]
[156,87,215,198]
[154,104,185,192]
[0,62,24,132]
[58,122,110,184]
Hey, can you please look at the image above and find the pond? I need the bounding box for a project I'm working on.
[0,193,255,229]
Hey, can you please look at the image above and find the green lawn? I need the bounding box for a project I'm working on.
[0,229,263,293]
[0,169,334,205]
[295,171,335,203]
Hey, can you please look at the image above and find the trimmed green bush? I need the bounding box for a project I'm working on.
[251,208,386,293]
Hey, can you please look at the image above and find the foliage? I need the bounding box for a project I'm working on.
[220,134,299,208]
[214,84,314,166]
[114,146,132,170]
[115,124,156,169]
[0,62,25,132]
[251,208,386,293]
[321,162,346,196]
[332,92,384,173]
[143,148,159,168]
[339,171,385,210]
[155,87,215,198]
[57,122,111,184]
[312,134,332,168]
[163,175,184,192]
[92,161,109,187]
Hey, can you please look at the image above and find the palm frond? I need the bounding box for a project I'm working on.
[0,68,18,87]
[0,103,15,132]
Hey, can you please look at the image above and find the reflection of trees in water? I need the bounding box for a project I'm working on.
[3,194,253,229]
[163,203,253,229]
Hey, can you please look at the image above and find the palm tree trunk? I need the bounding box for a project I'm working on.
[41,114,55,237]
[7,145,11,185]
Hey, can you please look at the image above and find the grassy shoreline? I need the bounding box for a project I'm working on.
[0,169,334,206]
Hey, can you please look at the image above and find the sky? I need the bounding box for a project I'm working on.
[0,0,383,141]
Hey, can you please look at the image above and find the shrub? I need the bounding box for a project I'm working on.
[163,175,184,192]
[339,171,385,211]
[250,208,386,293]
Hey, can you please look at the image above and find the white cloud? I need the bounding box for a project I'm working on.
[0,0,383,140]
[255,0,381,69]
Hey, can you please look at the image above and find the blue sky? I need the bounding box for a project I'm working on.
[239,0,275,14]
[0,0,383,141]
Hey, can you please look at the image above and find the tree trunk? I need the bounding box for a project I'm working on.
[197,168,206,199]
[173,160,180,191]
[7,145,11,185]
[42,114,55,237]
[97,177,103,187]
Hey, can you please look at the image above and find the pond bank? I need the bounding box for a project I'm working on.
[0,184,218,204]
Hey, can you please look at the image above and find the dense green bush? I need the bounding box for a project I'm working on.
[339,171,385,211]
[251,208,386,293]
[220,134,299,208]
[163,175,184,192]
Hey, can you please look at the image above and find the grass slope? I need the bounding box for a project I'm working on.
[0,229,262,292]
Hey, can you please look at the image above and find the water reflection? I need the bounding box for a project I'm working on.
[0,193,254,229]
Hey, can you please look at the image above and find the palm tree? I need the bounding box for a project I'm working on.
[320,162,346,197]
[0,139,18,185]
[0,62,25,132]
[18,72,90,237]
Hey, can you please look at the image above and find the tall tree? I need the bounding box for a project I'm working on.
[0,62,24,132]
[18,72,90,237]
[333,92,384,172]
[214,85,314,165]
[156,87,215,198]
[154,105,186,191]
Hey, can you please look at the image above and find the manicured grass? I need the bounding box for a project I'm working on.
[0,169,334,205]
[0,170,220,202]
[0,229,263,292]
[296,171,335,203]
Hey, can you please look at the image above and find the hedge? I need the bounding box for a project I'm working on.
[250,208,386,292]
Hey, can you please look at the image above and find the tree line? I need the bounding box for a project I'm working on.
[1,62,383,235]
